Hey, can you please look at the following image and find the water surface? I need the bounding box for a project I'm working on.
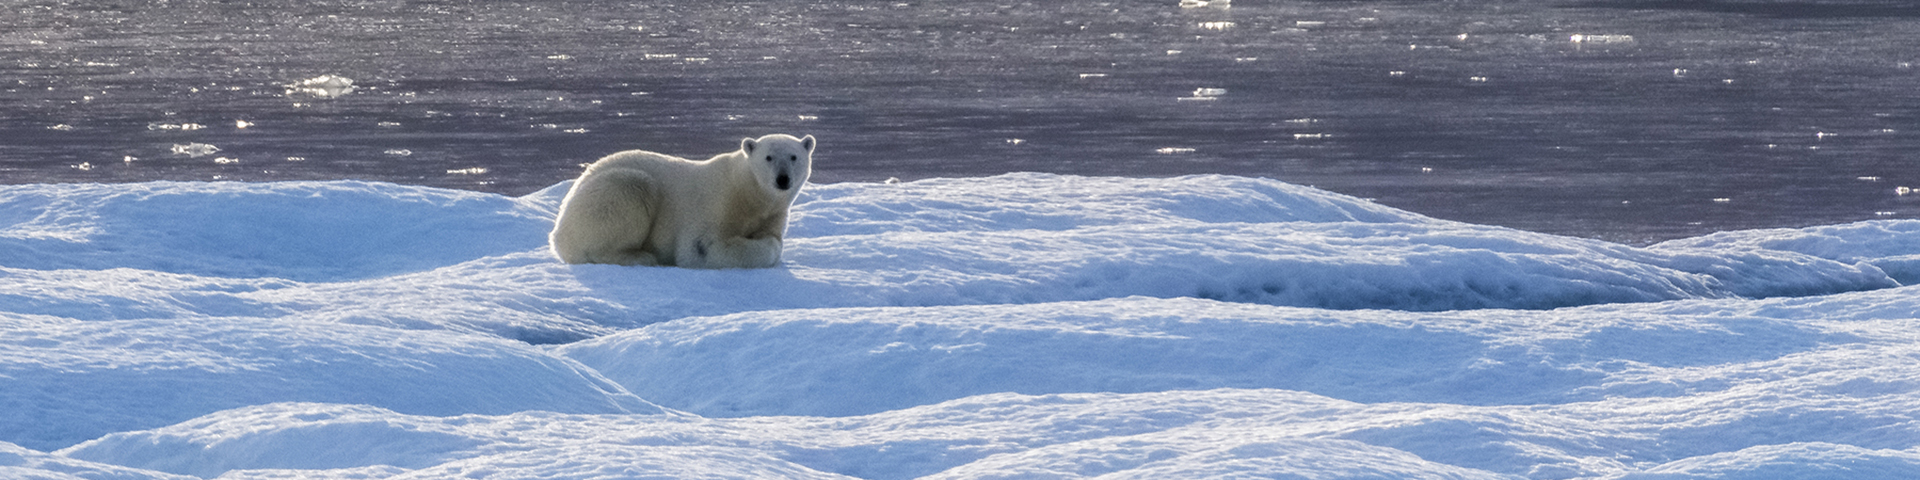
[5,0,1918,244]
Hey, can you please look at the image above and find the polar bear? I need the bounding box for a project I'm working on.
[549,134,815,269]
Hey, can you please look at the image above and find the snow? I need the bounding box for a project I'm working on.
[3,173,1919,479]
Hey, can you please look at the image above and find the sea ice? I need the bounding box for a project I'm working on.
[169,143,219,157]
[284,75,355,99]
[2,173,1918,479]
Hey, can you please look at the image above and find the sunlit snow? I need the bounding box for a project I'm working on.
[4,174,1919,479]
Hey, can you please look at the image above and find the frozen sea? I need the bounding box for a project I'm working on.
[7,1,1920,479]
[3,174,1920,479]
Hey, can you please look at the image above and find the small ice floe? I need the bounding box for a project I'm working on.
[235,120,253,129]
[47,124,74,131]
[1005,139,1026,145]
[1469,76,1490,82]
[213,157,240,165]
[1078,73,1109,79]
[1859,176,1882,182]
[1897,186,1912,196]
[1234,57,1259,63]
[171,143,220,157]
[1673,68,1689,77]
[148,123,206,131]
[1156,147,1196,154]
[1180,87,1226,101]
[797,115,819,121]
[377,121,402,128]
[447,167,488,175]
[122,156,137,164]
[1293,133,1327,140]
[1295,21,1326,27]
[1713,198,1732,203]
[72,162,93,171]
[286,157,306,162]
[1570,34,1634,44]
[285,74,355,99]
[384,149,412,156]
[1198,21,1235,30]
[1179,0,1228,8]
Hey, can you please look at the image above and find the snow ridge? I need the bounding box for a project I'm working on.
[4,174,1919,479]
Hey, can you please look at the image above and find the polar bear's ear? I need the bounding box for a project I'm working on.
[801,135,815,152]
[740,137,758,154]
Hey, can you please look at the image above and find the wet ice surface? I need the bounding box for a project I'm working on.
[4,0,1920,243]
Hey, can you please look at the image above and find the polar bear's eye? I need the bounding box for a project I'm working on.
[789,155,797,162]
[764,155,774,162]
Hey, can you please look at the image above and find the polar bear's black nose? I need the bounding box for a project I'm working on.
[776,174,791,191]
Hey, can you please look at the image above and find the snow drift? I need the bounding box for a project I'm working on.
[3,173,1919,479]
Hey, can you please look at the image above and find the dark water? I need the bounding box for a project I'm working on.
[5,0,1919,244]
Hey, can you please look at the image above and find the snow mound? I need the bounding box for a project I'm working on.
[1654,220,1920,285]
[555,294,1878,418]
[0,181,553,282]
[4,174,1919,479]
[1,441,193,480]
[0,314,661,451]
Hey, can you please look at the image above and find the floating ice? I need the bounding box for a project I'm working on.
[1155,147,1195,154]
[1179,0,1229,8]
[170,143,219,157]
[447,167,488,175]
[1198,21,1235,30]
[46,124,74,131]
[384,149,412,156]
[284,74,355,99]
[146,123,205,131]
[212,157,239,165]
[1570,34,1635,44]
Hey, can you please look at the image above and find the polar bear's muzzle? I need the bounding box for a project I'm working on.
[776,172,792,191]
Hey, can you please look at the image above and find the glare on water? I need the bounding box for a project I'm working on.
[3,0,1919,244]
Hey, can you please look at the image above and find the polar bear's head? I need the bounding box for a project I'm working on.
[740,134,815,195]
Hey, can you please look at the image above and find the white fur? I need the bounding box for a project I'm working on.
[550,134,815,269]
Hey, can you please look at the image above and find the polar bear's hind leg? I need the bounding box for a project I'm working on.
[552,167,662,266]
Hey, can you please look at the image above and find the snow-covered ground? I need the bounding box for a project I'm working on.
[4,174,1918,479]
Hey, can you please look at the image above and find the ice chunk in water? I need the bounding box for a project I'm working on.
[1570,34,1634,44]
[171,143,220,157]
[285,74,356,98]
